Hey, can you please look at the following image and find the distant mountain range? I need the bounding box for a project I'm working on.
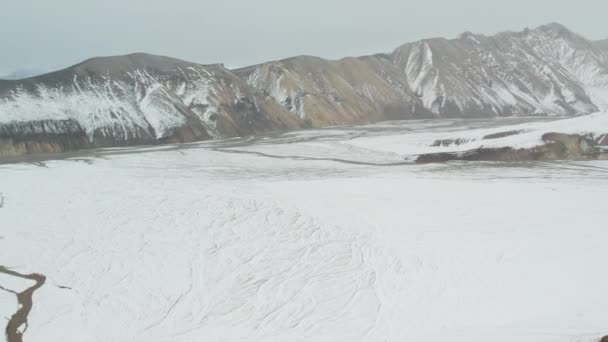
[1,23,607,157]
[0,69,46,80]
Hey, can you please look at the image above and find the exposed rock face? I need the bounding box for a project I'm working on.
[243,23,608,121]
[0,54,305,156]
[416,132,608,163]
[2,24,608,158]
[0,120,90,158]
[430,138,472,147]
[392,24,608,117]
[482,130,525,139]
[234,55,434,128]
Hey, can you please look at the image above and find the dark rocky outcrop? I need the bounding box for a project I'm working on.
[416,132,608,163]
[482,130,525,140]
[0,120,90,158]
[430,138,472,147]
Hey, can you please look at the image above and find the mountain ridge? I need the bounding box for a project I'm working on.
[237,23,608,122]
[1,23,607,158]
[0,53,305,157]
[1,24,596,83]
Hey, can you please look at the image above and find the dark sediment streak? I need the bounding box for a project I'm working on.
[0,266,46,342]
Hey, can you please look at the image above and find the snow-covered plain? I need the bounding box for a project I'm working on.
[1,118,607,342]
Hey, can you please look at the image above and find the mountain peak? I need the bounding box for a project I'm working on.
[18,53,221,84]
[71,53,203,76]
[458,31,484,40]
[537,22,569,31]
[533,22,576,37]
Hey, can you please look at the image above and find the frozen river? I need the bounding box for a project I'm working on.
[1,119,607,342]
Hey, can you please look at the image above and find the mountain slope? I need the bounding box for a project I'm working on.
[235,55,434,128]
[392,24,603,116]
[0,54,304,157]
[242,23,608,120]
[1,24,608,158]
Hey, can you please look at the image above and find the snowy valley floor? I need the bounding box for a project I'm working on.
[1,118,607,342]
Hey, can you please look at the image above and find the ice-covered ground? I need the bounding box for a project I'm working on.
[1,118,607,342]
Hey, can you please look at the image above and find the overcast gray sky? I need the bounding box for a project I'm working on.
[1,0,607,75]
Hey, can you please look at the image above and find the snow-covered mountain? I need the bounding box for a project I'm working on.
[242,23,608,121]
[1,23,607,157]
[0,54,304,157]
[392,23,608,116]
[234,55,435,127]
